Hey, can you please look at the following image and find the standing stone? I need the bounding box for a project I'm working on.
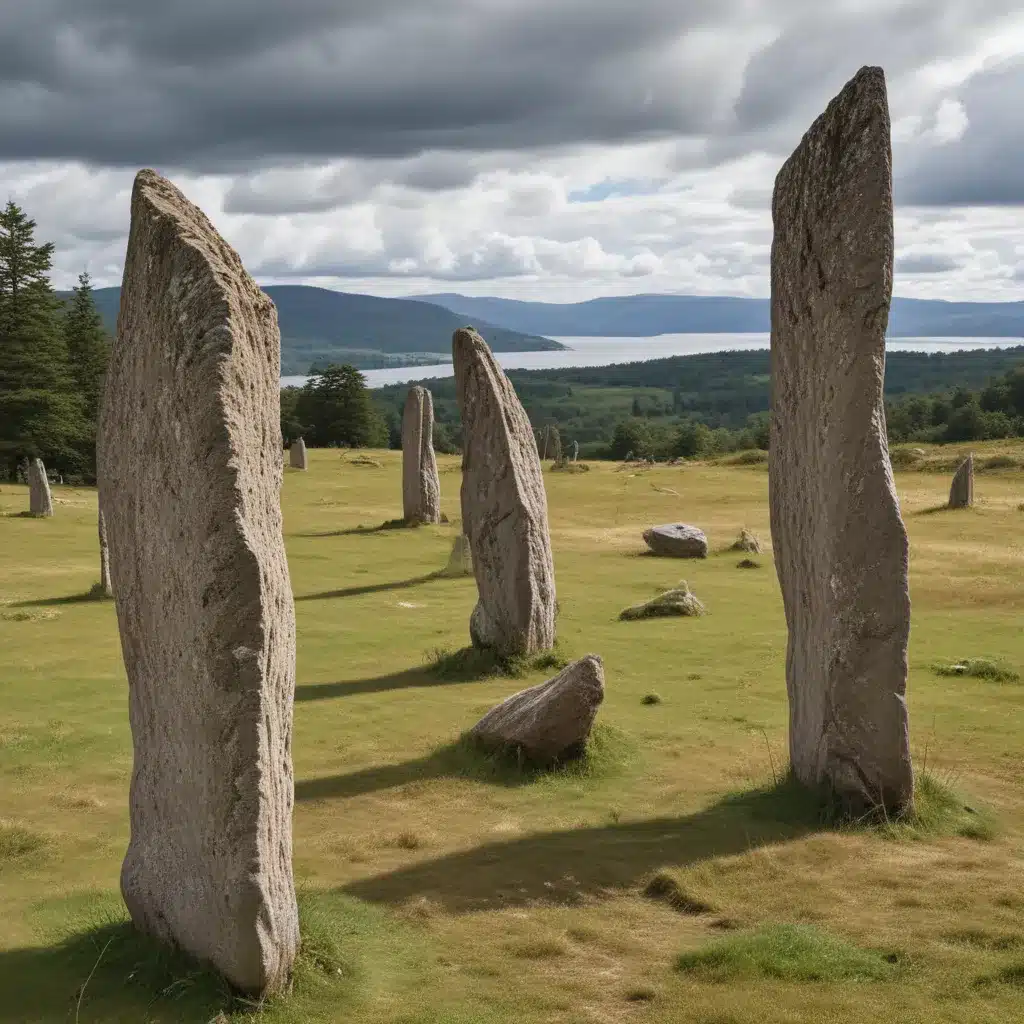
[571,440,579,463]
[453,327,556,658]
[288,436,307,470]
[28,458,53,516]
[440,534,473,577]
[769,67,913,817]
[948,454,974,508]
[543,425,562,463]
[401,386,441,524]
[98,509,113,597]
[97,169,299,995]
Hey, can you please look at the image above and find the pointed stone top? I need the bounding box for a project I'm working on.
[130,169,273,318]
[774,65,890,220]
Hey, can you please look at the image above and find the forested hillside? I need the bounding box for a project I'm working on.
[371,346,1024,459]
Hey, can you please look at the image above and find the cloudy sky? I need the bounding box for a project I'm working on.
[3,0,1023,302]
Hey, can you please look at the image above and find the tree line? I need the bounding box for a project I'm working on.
[0,202,109,482]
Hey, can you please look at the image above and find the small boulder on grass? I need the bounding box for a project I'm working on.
[620,582,705,620]
[469,654,605,766]
[730,528,762,554]
[643,523,708,558]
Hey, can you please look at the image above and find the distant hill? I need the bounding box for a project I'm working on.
[75,285,563,375]
[417,292,1024,339]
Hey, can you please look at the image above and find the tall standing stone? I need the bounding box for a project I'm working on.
[97,169,299,995]
[769,67,913,817]
[289,436,307,470]
[948,454,974,508]
[401,386,441,524]
[28,458,53,516]
[453,327,556,658]
[98,509,113,597]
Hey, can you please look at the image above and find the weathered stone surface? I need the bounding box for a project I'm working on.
[620,582,704,620]
[769,66,913,816]
[96,168,299,995]
[470,654,604,764]
[440,534,473,577]
[948,454,974,508]
[28,458,53,516]
[98,509,113,597]
[571,439,579,462]
[730,529,762,554]
[289,436,307,470]
[402,386,441,524]
[643,523,708,559]
[453,327,556,658]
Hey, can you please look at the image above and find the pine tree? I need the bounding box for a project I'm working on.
[295,364,386,448]
[64,271,110,421]
[0,201,86,477]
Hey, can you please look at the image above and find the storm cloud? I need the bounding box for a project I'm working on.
[1,0,1022,299]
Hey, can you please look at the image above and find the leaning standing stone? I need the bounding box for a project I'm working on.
[948,454,974,508]
[402,386,441,523]
[97,168,299,996]
[28,458,53,516]
[470,654,604,764]
[289,436,307,470]
[98,509,113,597]
[769,66,913,816]
[453,327,556,658]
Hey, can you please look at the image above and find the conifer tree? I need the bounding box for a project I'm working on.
[64,270,111,421]
[0,201,86,477]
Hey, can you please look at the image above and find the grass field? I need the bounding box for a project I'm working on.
[1,443,1023,1023]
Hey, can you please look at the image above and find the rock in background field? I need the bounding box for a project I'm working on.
[28,458,53,517]
[470,654,605,765]
[402,386,441,524]
[453,327,556,659]
[948,454,974,509]
[289,436,307,470]
[643,523,708,558]
[730,529,762,554]
[620,582,705,620]
[769,66,913,817]
[97,168,299,996]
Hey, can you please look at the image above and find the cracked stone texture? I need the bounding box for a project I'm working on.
[948,454,974,508]
[28,458,53,516]
[99,509,113,596]
[470,654,604,764]
[643,523,708,558]
[769,66,913,817]
[453,327,556,658]
[97,168,299,996]
[402,386,441,524]
[288,436,307,470]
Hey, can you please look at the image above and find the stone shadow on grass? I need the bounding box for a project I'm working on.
[295,573,439,602]
[295,518,423,539]
[341,779,825,914]
[10,587,112,608]
[0,919,232,1024]
[296,645,537,702]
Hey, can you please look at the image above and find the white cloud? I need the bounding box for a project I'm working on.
[2,5,1023,304]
